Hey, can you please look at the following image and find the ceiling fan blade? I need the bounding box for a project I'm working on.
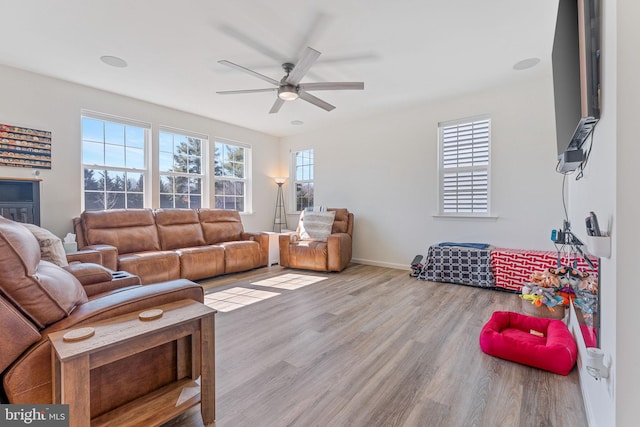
[218,60,280,86]
[299,92,335,112]
[292,13,331,61]
[299,82,364,91]
[269,98,285,114]
[218,24,285,63]
[286,47,321,85]
[217,88,278,95]
[312,52,379,65]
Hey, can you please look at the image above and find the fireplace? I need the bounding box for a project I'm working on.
[0,178,41,225]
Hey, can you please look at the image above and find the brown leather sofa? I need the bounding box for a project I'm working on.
[0,216,205,414]
[279,208,354,272]
[73,208,268,284]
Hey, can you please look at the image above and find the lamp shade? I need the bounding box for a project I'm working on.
[273,177,287,184]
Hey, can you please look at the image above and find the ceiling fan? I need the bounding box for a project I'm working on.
[216,47,364,114]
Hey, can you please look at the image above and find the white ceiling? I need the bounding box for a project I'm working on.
[0,0,559,137]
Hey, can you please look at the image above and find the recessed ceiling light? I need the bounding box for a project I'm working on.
[100,55,128,68]
[513,57,540,71]
[291,120,304,126]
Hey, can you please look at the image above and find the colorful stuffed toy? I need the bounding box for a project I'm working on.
[523,266,597,313]
[578,275,599,294]
[574,291,598,314]
[520,284,565,311]
[529,269,560,288]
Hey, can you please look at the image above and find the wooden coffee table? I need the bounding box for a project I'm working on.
[49,299,216,427]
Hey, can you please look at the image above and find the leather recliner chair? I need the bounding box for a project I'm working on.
[0,216,205,417]
[278,208,354,272]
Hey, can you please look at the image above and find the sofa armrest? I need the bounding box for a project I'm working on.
[79,244,119,270]
[243,232,270,266]
[327,233,352,272]
[66,249,102,265]
[46,279,204,333]
[64,262,113,286]
[278,233,295,267]
[62,263,143,298]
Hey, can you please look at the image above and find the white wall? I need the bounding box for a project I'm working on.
[0,65,279,237]
[615,1,639,425]
[566,0,616,423]
[568,0,640,426]
[281,76,564,268]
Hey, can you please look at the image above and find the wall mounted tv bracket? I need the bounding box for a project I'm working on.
[558,149,586,173]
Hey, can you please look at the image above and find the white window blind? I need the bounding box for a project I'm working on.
[439,117,490,214]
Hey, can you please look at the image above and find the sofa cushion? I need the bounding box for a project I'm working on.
[0,297,41,373]
[176,245,225,280]
[21,222,69,267]
[82,209,161,254]
[218,241,262,274]
[0,217,88,328]
[299,211,335,242]
[118,251,181,285]
[330,208,350,234]
[198,209,244,244]
[288,240,328,271]
[155,208,206,250]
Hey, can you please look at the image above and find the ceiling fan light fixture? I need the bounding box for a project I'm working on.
[218,47,363,113]
[278,86,299,101]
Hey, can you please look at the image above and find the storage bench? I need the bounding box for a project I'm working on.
[419,244,495,288]
[490,248,598,291]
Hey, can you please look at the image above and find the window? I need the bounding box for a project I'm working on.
[214,140,250,212]
[438,116,490,215]
[81,112,149,210]
[159,129,205,208]
[293,149,314,211]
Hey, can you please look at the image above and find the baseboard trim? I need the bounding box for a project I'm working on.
[351,258,410,271]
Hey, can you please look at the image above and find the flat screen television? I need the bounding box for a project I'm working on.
[552,0,601,172]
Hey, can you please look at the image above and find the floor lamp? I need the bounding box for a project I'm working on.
[273,177,288,232]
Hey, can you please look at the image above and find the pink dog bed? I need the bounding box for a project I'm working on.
[479,311,577,375]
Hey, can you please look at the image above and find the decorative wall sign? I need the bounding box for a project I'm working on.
[0,123,52,169]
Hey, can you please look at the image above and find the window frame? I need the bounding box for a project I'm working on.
[291,148,314,212]
[158,126,207,209]
[437,115,491,217]
[213,138,252,213]
[80,110,151,211]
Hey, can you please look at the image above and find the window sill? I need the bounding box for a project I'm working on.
[432,214,499,221]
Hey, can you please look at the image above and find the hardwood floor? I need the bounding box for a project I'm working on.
[162,264,587,427]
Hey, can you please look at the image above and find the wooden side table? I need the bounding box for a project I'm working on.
[49,299,216,427]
